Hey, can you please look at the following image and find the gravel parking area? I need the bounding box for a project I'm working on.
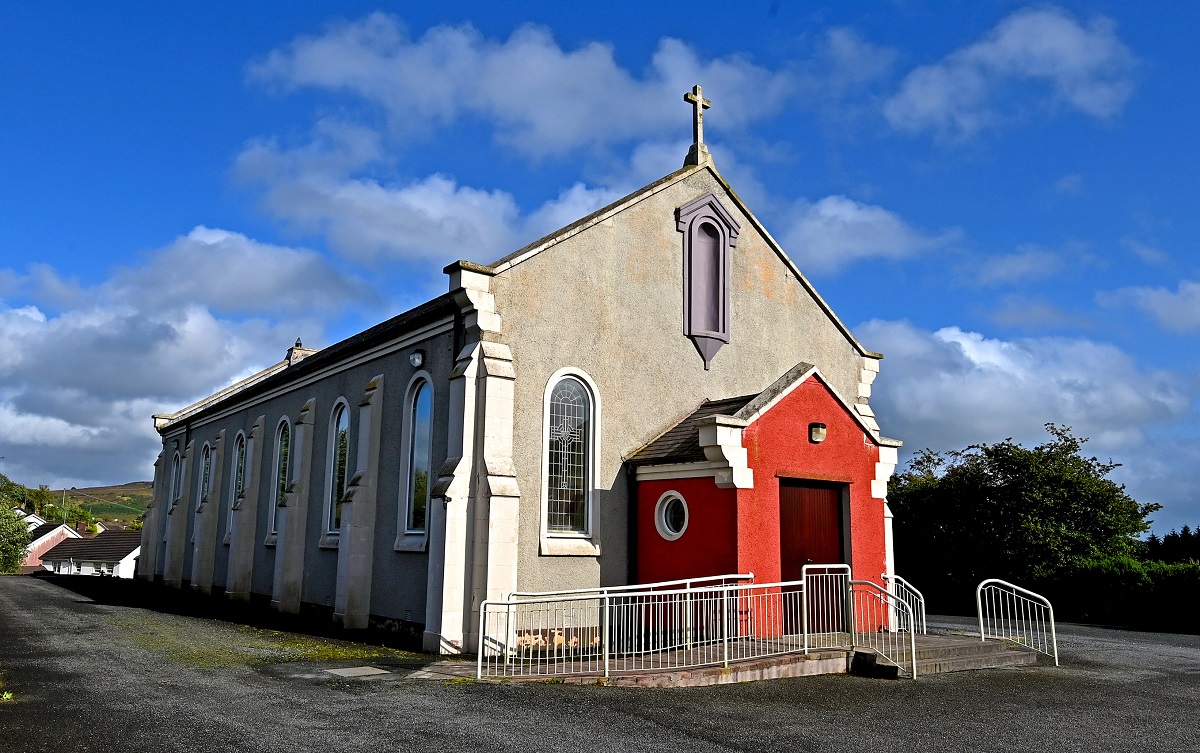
[2,576,1197,752]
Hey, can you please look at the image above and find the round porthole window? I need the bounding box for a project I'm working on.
[654,491,689,541]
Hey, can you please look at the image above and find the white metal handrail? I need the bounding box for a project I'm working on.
[883,573,927,634]
[479,565,903,680]
[507,573,755,600]
[850,579,918,678]
[479,578,835,679]
[976,578,1058,665]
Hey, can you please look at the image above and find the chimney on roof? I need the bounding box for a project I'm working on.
[286,337,318,366]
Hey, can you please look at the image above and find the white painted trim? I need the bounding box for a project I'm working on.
[323,398,351,535]
[635,460,729,481]
[157,317,454,433]
[539,367,602,556]
[396,371,433,548]
[698,416,754,489]
[738,364,890,446]
[654,490,689,542]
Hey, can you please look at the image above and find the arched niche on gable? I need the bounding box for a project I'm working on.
[676,193,741,369]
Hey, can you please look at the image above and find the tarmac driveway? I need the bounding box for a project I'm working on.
[1,576,1198,752]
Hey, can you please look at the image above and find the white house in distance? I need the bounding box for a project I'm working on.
[10,506,47,531]
[41,531,142,578]
[22,521,82,572]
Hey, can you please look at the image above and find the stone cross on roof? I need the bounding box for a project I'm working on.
[683,84,713,167]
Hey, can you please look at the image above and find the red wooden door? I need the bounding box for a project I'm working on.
[779,480,844,581]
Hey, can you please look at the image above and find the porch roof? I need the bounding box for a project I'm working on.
[627,394,756,465]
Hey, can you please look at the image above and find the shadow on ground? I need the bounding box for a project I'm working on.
[30,572,427,653]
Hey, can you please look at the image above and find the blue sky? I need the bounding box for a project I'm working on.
[2,2,1198,533]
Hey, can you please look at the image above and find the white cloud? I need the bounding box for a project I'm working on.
[857,320,1190,454]
[974,245,1063,285]
[884,7,1135,138]
[521,183,625,244]
[0,228,369,488]
[1101,280,1200,332]
[118,226,373,315]
[1121,237,1169,266]
[237,122,630,264]
[247,14,793,157]
[780,196,959,274]
[811,27,897,93]
[988,295,1083,329]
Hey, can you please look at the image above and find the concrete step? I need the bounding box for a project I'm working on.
[853,637,1045,678]
[916,649,1040,675]
[912,638,1033,661]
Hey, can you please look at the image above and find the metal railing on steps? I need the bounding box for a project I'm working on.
[976,578,1058,665]
[477,568,928,680]
[883,573,927,634]
[850,579,919,678]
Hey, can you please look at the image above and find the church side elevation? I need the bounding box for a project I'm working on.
[139,88,901,654]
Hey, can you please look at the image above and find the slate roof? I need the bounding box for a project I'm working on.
[155,291,458,431]
[41,531,142,563]
[29,522,67,542]
[628,395,757,465]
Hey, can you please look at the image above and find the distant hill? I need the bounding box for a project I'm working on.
[50,481,153,523]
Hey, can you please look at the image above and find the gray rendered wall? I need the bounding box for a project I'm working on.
[152,326,454,625]
[491,167,868,593]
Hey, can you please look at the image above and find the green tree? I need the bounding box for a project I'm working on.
[0,505,33,574]
[889,424,1159,605]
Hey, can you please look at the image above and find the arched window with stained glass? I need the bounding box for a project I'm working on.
[546,376,592,534]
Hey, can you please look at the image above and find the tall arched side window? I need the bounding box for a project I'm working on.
[546,376,592,534]
[229,433,247,531]
[677,193,740,369]
[197,444,212,510]
[327,402,350,532]
[406,381,433,534]
[170,452,182,507]
[269,419,291,535]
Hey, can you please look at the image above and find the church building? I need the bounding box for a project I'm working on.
[138,87,901,654]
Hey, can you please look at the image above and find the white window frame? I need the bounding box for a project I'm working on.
[396,372,433,552]
[539,367,602,557]
[321,398,351,543]
[266,417,291,543]
[654,490,690,542]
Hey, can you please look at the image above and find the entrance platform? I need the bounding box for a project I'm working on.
[483,633,1041,687]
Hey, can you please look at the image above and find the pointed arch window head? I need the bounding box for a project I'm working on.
[677,193,740,370]
[269,420,291,535]
[547,377,591,533]
[328,403,350,532]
